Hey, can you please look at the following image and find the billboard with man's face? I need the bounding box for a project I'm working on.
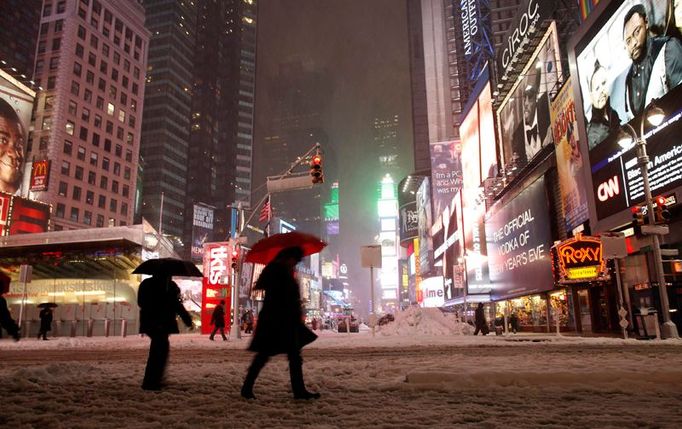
[497,24,562,168]
[0,69,34,196]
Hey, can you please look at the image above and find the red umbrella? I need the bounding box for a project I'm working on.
[245,232,326,265]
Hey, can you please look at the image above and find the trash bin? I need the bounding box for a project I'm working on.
[636,308,659,338]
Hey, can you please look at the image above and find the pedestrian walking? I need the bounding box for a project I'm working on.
[0,273,20,341]
[138,273,194,391]
[241,246,319,400]
[37,306,53,340]
[473,302,488,336]
[209,300,228,341]
[241,309,254,334]
[509,311,520,334]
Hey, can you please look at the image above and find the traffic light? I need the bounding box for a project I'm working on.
[631,205,645,234]
[231,246,239,270]
[655,196,671,224]
[310,153,324,184]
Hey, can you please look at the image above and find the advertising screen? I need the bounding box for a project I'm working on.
[417,178,433,275]
[550,79,589,231]
[0,69,34,196]
[575,0,682,152]
[497,24,562,167]
[588,85,682,219]
[484,177,554,300]
[429,140,462,220]
[191,204,214,262]
[6,195,51,235]
[201,242,231,334]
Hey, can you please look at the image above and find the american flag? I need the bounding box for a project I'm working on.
[258,195,271,223]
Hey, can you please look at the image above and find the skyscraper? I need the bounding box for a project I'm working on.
[140,0,257,251]
[0,0,42,78]
[29,0,149,230]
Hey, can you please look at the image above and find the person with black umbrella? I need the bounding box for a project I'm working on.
[138,272,194,391]
[37,305,54,340]
[241,246,320,400]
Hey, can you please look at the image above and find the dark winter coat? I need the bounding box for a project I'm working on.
[248,261,317,355]
[138,276,193,336]
[39,308,53,332]
[474,305,486,328]
[0,296,19,339]
[211,304,226,328]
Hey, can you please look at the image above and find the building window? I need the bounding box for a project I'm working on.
[84,210,92,225]
[47,76,56,89]
[58,181,68,197]
[106,121,113,134]
[43,4,52,17]
[122,184,129,197]
[72,186,82,201]
[63,140,73,155]
[125,149,132,162]
[65,121,75,136]
[79,126,88,141]
[77,146,86,161]
[107,103,115,116]
[52,38,61,51]
[86,70,94,84]
[102,157,109,171]
[96,97,104,109]
[56,203,65,218]
[61,161,70,176]
[84,89,92,103]
[86,191,94,205]
[90,35,98,49]
[75,43,84,58]
[92,133,100,147]
[104,139,111,152]
[124,167,130,180]
[113,162,120,176]
[94,114,102,128]
[42,116,52,131]
[70,207,79,222]
[50,57,59,70]
[118,110,125,123]
[73,62,82,76]
[98,195,106,209]
[96,214,104,227]
[120,202,128,216]
[88,171,96,185]
[81,108,90,122]
[78,25,86,40]
[109,199,117,213]
[55,19,63,32]
[70,81,80,96]
[111,180,119,193]
[90,152,98,166]
[57,1,66,14]
[88,53,96,67]
[38,41,46,54]
[45,96,55,110]
[68,100,77,115]
[115,144,122,158]
[75,166,84,180]
[100,176,108,189]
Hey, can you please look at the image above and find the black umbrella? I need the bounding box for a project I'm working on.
[132,258,203,277]
[37,303,58,308]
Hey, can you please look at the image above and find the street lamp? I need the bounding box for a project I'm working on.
[618,102,679,339]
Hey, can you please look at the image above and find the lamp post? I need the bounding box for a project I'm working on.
[619,104,679,339]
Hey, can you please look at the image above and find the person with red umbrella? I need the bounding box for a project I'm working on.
[241,246,320,400]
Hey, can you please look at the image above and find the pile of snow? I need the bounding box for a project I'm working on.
[376,306,473,336]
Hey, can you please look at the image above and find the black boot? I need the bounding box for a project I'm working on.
[241,353,268,399]
[289,353,320,400]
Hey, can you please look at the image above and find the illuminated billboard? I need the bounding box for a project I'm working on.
[191,204,214,262]
[497,23,562,168]
[574,0,682,152]
[484,177,554,300]
[0,69,35,196]
[550,79,589,232]
[417,178,433,275]
[429,140,461,220]
[571,0,682,221]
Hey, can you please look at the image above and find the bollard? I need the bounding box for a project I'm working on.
[86,319,94,337]
[121,319,127,337]
[104,319,110,337]
[70,321,77,337]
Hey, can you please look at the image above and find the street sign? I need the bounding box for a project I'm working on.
[640,225,669,235]
[619,319,629,329]
[266,175,313,193]
[601,232,627,259]
[618,307,628,318]
[360,245,382,268]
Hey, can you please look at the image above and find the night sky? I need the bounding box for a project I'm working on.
[254,0,414,310]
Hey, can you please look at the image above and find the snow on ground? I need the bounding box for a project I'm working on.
[1,311,682,428]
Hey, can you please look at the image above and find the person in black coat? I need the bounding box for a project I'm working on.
[473,302,488,336]
[37,306,53,340]
[209,299,228,341]
[241,246,319,400]
[138,273,193,391]
[0,273,20,341]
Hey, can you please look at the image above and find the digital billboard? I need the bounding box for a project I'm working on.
[191,204,214,262]
[550,79,589,232]
[0,69,34,196]
[497,24,562,167]
[417,178,433,275]
[6,195,51,235]
[571,0,682,221]
[429,140,462,220]
[574,0,682,152]
[484,177,554,300]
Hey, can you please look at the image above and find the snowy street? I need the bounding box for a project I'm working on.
[1,331,681,428]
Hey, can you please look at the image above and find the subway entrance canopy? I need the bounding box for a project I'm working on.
[0,223,177,281]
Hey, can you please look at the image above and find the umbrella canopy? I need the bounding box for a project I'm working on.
[37,303,58,308]
[132,258,203,277]
[245,232,326,265]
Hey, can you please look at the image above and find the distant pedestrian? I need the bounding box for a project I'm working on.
[241,246,320,400]
[509,312,520,334]
[241,309,254,334]
[37,306,53,340]
[138,273,194,391]
[473,302,488,336]
[209,300,228,341]
[0,273,20,341]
